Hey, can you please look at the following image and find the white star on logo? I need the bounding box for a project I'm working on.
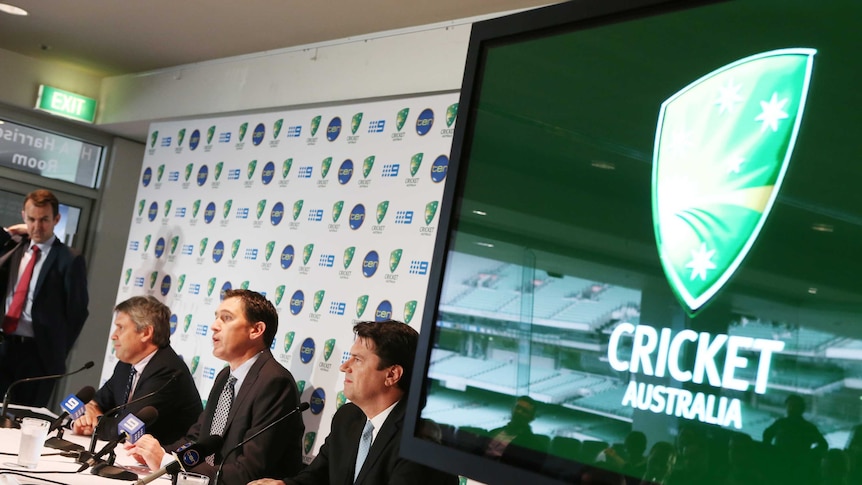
[667,128,693,156]
[685,243,717,281]
[726,154,746,174]
[715,79,744,114]
[755,92,789,133]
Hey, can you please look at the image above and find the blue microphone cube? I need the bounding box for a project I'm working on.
[118,413,146,444]
[61,394,86,420]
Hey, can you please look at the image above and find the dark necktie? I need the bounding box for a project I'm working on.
[207,375,237,465]
[122,367,137,403]
[3,245,40,334]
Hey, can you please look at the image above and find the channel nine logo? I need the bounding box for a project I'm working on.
[349,204,365,230]
[415,108,434,136]
[338,160,353,185]
[197,165,208,186]
[261,161,275,185]
[326,117,342,142]
[362,251,379,277]
[290,290,304,315]
[368,119,385,133]
[281,245,295,269]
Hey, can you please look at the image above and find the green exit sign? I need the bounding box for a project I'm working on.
[35,85,97,123]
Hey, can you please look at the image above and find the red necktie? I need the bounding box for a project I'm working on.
[3,245,41,334]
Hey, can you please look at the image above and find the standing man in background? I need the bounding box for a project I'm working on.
[0,189,89,407]
[72,296,201,443]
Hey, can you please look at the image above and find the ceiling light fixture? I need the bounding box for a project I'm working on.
[0,3,28,15]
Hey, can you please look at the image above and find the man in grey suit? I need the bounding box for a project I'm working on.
[250,320,458,485]
[128,289,304,484]
[0,189,89,407]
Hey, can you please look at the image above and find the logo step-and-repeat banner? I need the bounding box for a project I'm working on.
[107,93,458,460]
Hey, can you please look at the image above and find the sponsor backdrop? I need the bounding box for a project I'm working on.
[106,93,458,461]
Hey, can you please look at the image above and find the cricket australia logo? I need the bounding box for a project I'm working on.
[653,48,815,314]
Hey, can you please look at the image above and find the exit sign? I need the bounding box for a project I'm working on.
[35,85,97,123]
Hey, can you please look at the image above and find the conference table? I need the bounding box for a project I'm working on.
[0,425,156,485]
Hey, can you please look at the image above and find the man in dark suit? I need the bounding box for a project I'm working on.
[249,320,459,485]
[128,289,304,484]
[71,296,201,443]
[0,189,89,407]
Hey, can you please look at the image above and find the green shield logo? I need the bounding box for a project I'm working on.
[137,199,145,216]
[239,122,248,142]
[320,157,332,179]
[283,158,293,179]
[184,163,193,181]
[265,241,276,262]
[425,201,438,225]
[292,200,304,221]
[157,164,165,181]
[284,331,295,352]
[192,200,201,218]
[653,48,815,314]
[183,314,193,332]
[446,103,458,127]
[297,380,306,394]
[207,278,217,297]
[376,201,389,224]
[323,338,335,361]
[404,300,417,323]
[177,128,186,146]
[143,234,151,252]
[240,280,250,290]
[362,156,375,178]
[163,200,172,217]
[332,200,344,222]
[207,125,215,144]
[256,199,267,220]
[275,285,286,306]
[302,244,314,265]
[150,130,158,148]
[310,115,321,137]
[170,236,180,254]
[410,153,423,176]
[177,274,186,293]
[389,249,402,273]
[356,295,368,318]
[149,271,158,289]
[199,238,208,257]
[231,239,241,259]
[190,355,200,375]
[303,432,316,454]
[247,160,257,180]
[343,246,355,269]
[336,391,347,409]
[273,119,283,139]
[215,161,224,181]
[313,290,325,312]
[124,268,132,285]
[223,200,233,219]
[396,108,409,131]
[351,112,363,134]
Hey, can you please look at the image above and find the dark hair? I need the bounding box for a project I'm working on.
[353,320,418,393]
[114,296,172,348]
[24,189,59,217]
[223,289,278,347]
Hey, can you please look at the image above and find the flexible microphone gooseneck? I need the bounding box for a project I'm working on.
[0,360,94,429]
[86,372,179,453]
[214,402,310,485]
[78,405,159,473]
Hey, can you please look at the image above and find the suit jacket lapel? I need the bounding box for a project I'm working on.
[33,238,61,298]
[355,400,405,483]
[223,352,269,435]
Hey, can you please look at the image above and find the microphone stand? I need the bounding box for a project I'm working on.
[214,402,309,485]
[0,360,94,429]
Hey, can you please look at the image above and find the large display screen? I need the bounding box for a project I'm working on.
[403,0,862,484]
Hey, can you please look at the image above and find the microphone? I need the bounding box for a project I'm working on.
[45,385,96,451]
[78,406,158,472]
[214,402,309,485]
[0,360,94,428]
[134,435,224,485]
[87,372,178,452]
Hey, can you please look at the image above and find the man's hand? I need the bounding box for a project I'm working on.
[124,434,165,470]
[71,401,102,436]
[4,224,28,236]
[248,480,287,485]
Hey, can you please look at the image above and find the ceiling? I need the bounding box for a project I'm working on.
[0,0,554,77]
